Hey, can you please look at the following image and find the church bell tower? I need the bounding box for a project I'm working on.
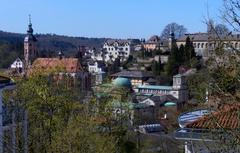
[24,15,37,69]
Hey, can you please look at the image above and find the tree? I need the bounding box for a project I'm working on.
[165,43,179,76]
[5,70,135,153]
[215,24,230,35]
[161,22,187,40]
[187,69,210,102]
[184,36,196,67]
[222,0,240,32]
[185,2,240,151]
[0,41,23,68]
[178,44,185,63]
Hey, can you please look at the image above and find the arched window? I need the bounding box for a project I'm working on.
[197,43,200,48]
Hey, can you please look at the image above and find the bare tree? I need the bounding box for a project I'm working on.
[161,22,187,40]
[222,0,240,32]
[215,23,230,35]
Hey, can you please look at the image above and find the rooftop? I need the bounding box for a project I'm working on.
[104,39,130,46]
[111,71,153,78]
[178,109,214,128]
[186,103,240,129]
[112,77,132,89]
[177,33,240,42]
[138,85,172,90]
[31,58,83,73]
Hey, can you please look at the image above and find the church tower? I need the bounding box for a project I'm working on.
[168,32,175,51]
[24,15,37,69]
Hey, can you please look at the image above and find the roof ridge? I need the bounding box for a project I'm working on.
[186,103,240,129]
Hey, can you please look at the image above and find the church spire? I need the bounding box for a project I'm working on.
[24,15,37,70]
[27,14,33,34]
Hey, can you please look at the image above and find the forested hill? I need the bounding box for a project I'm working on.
[0,30,107,68]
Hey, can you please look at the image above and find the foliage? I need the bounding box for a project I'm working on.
[165,43,179,76]
[0,41,23,68]
[152,56,163,76]
[187,69,210,102]
[107,57,121,75]
[165,36,197,76]
[5,71,136,153]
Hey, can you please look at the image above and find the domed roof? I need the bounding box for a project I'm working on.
[113,77,132,88]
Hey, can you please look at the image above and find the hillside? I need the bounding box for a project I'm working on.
[0,30,107,68]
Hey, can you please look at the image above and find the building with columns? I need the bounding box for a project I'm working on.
[176,33,240,59]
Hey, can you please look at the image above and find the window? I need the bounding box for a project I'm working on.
[177,78,181,84]
[125,48,128,51]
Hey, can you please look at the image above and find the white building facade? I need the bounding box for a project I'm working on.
[88,61,106,85]
[103,39,131,62]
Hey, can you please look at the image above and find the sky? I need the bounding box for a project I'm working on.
[0,0,224,39]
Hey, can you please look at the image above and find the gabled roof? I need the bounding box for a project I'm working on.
[147,35,161,43]
[177,33,208,42]
[138,85,172,90]
[146,78,157,83]
[31,58,83,73]
[178,33,240,42]
[111,71,153,78]
[149,95,178,105]
[186,103,240,129]
[140,95,178,107]
[104,39,130,46]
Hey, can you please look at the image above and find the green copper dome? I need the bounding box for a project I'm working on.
[113,77,132,89]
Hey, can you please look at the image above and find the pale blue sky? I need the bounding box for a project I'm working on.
[0,0,224,38]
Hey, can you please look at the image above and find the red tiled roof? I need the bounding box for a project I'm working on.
[31,58,83,73]
[186,103,240,129]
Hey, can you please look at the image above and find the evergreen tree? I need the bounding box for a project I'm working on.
[184,36,196,66]
[165,43,179,76]
[178,44,185,64]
